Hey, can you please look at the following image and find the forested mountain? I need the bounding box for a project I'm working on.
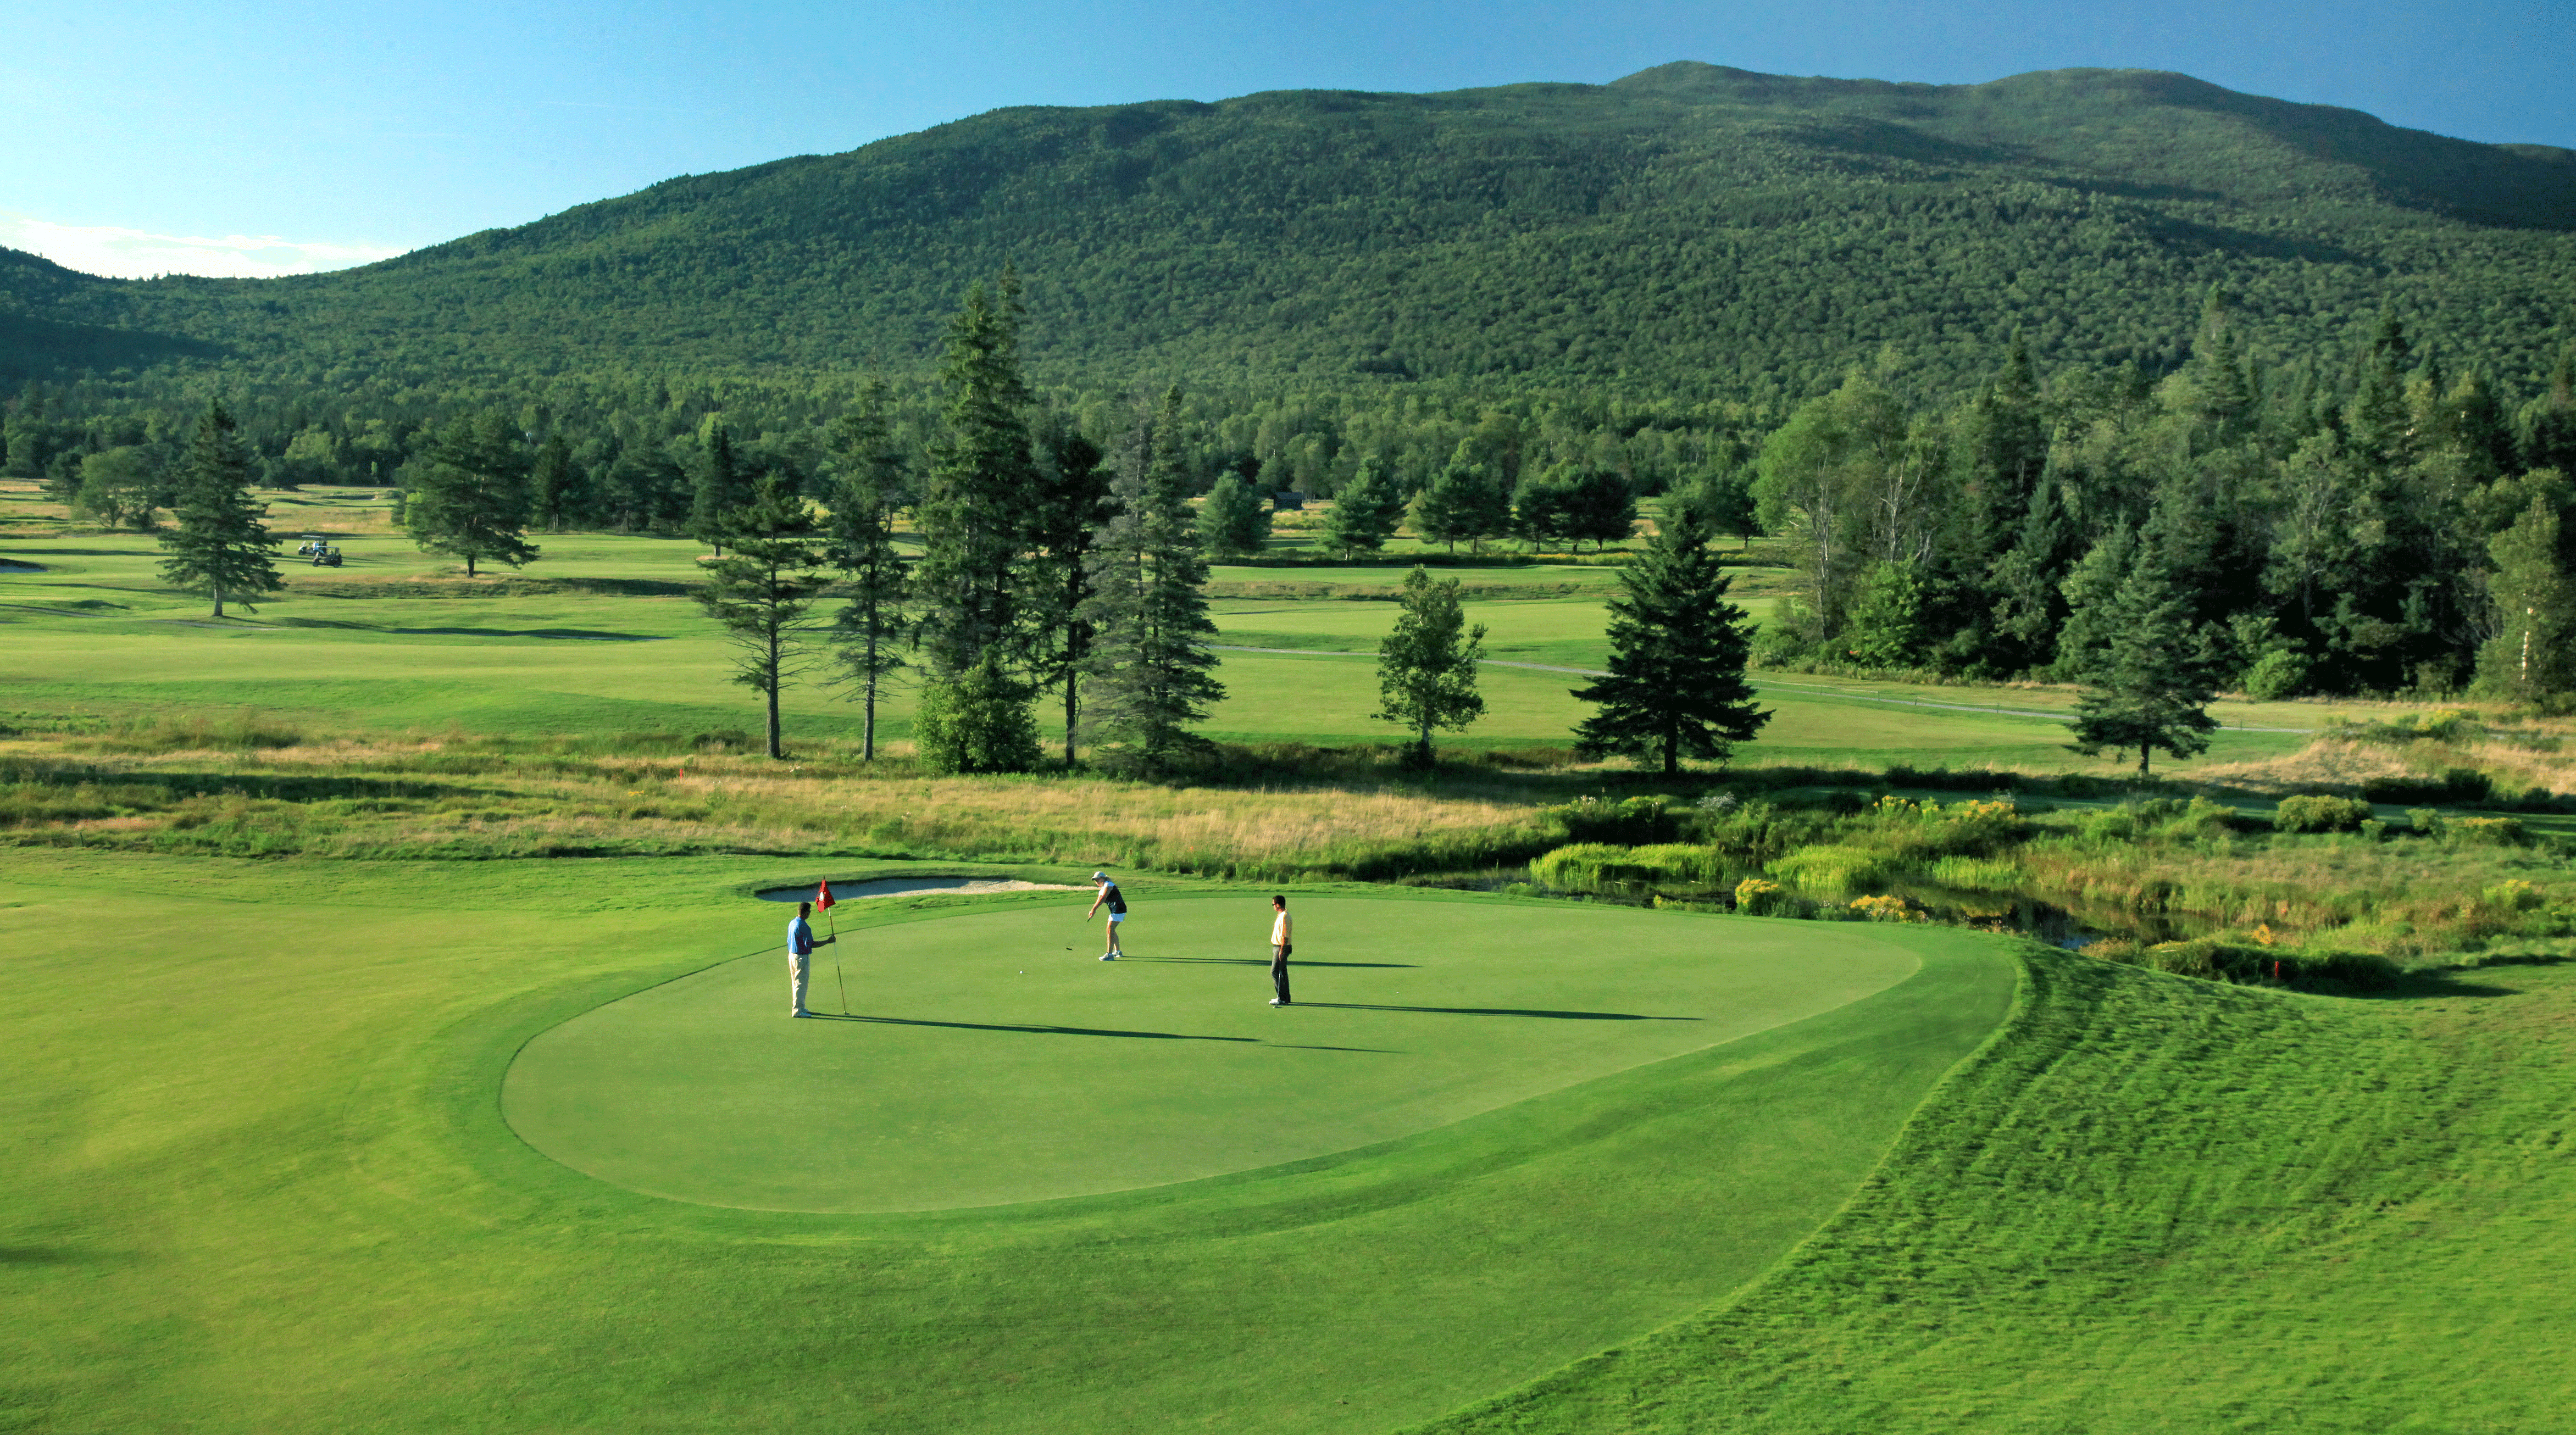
[13,63,2576,702]
[6,61,2574,409]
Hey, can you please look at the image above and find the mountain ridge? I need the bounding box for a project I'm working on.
[4,62,2572,405]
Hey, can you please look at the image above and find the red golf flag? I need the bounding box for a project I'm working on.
[815,879,836,912]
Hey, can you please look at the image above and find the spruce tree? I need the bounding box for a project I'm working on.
[1374,566,1487,766]
[2066,534,2220,778]
[916,274,1039,680]
[694,474,830,760]
[823,384,913,761]
[1571,507,1769,774]
[688,417,754,556]
[407,412,539,578]
[156,399,281,617]
[1029,417,1112,764]
[1197,469,1272,558]
[1322,459,1405,556]
[1078,388,1226,773]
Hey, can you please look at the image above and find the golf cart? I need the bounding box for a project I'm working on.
[299,535,344,567]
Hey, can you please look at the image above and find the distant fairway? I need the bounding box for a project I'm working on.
[6,528,2334,768]
[504,895,1922,1211]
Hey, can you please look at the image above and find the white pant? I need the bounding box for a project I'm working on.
[789,951,811,1014]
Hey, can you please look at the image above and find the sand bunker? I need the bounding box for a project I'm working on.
[754,877,1082,902]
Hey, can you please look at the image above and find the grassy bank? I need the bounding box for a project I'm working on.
[1417,948,2576,1434]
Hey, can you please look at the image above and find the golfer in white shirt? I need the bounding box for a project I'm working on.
[1268,895,1294,1007]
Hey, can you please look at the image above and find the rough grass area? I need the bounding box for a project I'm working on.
[1414,950,2576,1435]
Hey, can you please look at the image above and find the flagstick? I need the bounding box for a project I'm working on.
[824,896,844,1014]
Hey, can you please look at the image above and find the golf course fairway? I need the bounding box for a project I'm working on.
[503,896,1928,1211]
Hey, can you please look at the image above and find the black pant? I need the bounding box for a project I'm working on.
[1271,944,1292,1003]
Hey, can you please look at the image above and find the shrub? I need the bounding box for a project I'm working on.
[2484,879,2544,912]
[2272,794,2374,834]
[1733,876,1800,917]
[1861,793,2027,857]
[912,661,1041,775]
[1849,893,1926,923]
[2361,768,2493,805]
[1542,794,1678,845]
[2242,648,2309,701]
[2093,937,2399,991]
[2446,816,2530,848]
[1765,844,1888,894]
[1529,842,1731,892]
[2328,709,2479,745]
[1880,764,2025,792]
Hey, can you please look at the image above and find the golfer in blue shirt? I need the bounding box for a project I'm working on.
[787,902,816,1017]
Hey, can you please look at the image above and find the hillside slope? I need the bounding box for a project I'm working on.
[5,63,2574,403]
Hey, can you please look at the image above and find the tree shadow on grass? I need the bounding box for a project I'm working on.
[1302,1003,1699,1021]
[1118,957,1419,968]
[806,1012,1258,1043]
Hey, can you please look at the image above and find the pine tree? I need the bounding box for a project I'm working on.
[1409,455,1509,554]
[688,417,754,556]
[823,384,913,761]
[916,274,1039,679]
[1571,507,1769,774]
[1322,459,1405,556]
[2476,497,2576,704]
[1197,469,1272,558]
[1985,470,2074,673]
[2051,522,2139,682]
[1374,567,1487,766]
[2066,534,2220,778]
[1511,467,1577,551]
[1028,415,1112,763]
[694,474,830,759]
[1079,388,1226,773]
[407,411,539,578]
[155,399,281,617]
[1564,467,1639,551]
[530,434,581,532]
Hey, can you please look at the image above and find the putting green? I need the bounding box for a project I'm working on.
[503,895,1923,1212]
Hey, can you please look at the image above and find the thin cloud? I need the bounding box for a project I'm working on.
[0,212,410,280]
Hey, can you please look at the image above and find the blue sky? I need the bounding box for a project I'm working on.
[5,0,2570,278]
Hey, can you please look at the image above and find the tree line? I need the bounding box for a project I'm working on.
[1727,294,2576,704]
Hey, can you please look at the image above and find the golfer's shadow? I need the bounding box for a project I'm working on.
[1301,1003,1699,1021]
[807,1012,1257,1043]
[1116,957,1418,968]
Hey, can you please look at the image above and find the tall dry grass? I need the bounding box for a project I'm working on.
[0,729,1560,876]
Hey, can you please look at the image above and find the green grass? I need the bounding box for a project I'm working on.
[1416,951,2576,1434]
[0,852,2010,1434]
[503,895,1922,1212]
